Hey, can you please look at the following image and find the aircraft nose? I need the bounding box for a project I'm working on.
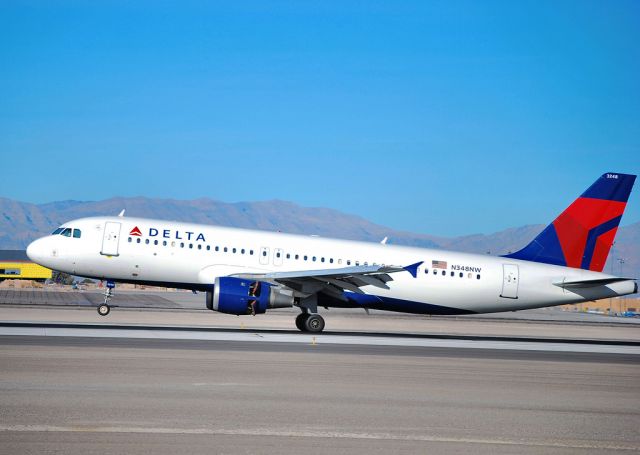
[26,237,47,264]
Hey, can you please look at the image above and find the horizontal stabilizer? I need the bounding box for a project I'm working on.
[553,277,636,289]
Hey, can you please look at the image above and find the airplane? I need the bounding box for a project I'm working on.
[26,172,637,333]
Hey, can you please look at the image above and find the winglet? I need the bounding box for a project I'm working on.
[403,261,423,278]
[380,237,388,245]
[118,209,126,217]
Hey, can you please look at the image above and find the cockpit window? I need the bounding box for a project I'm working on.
[52,228,64,235]
[73,229,81,238]
[61,228,72,237]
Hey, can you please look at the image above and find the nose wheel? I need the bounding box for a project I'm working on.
[98,303,111,316]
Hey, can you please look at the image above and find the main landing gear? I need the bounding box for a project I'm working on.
[98,281,116,316]
[295,312,325,333]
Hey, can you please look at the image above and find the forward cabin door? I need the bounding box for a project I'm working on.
[101,222,122,256]
[500,264,519,299]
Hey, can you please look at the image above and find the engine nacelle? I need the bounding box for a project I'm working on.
[206,276,294,315]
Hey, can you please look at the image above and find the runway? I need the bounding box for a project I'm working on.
[1,325,640,454]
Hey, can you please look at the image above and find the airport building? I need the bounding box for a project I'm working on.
[0,250,52,282]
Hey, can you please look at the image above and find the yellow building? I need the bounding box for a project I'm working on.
[0,250,52,282]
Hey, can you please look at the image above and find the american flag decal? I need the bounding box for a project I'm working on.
[432,260,447,269]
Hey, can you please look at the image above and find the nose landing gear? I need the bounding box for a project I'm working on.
[98,281,116,316]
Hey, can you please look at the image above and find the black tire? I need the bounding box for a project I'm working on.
[303,314,325,333]
[295,313,309,331]
[97,304,110,316]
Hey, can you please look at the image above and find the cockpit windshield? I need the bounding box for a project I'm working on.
[51,227,80,238]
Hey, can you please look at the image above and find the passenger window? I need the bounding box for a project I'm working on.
[477,274,481,280]
[241,249,245,254]
[321,257,325,263]
[433,270,437,275]
[189,243,193,249]
[441,270,446,276]
[180,242,185,248]
[304,255,308,261]
[424,269,428,274]
[450,271,454,277]
[154,240,159,246]
[128,237,132,243]
[295,254,299,260]
[224,247,228,253]
[262,250,266,256]
[250,250,254,255]
[163,241,168,246]
[215,246,219,252]
[329,258,333,264]
[347,260,351,265]
[145,239,150,245]
[459,272,463,278]
[137,238,141,244]
[206,245,210,251]
[286,253,290,259]
[198,244,202,250]
[338,259,342,264]
[232,248,236,253]
[73,229,81,238]
[276,252,281,258]
[312,256,316,262]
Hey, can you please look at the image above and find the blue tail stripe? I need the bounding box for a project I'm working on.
[581,173,636,202]
[504,224,566,266]
[580,215,622,269]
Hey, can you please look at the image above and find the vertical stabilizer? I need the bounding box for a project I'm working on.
[505,173,636,272]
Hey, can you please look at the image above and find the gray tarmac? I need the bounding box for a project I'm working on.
[1,291,640,454]
[1,334,639,454]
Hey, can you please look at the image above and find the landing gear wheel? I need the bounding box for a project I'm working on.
[303,314,325,333]
[97,304,111,316]
[295,313,309,331]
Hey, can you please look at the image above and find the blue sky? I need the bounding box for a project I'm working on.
[1,1,638,236]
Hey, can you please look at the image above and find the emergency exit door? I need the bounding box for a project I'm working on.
[500,264,519,299]
[101,222,121,256]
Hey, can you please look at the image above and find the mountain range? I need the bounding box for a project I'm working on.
[1,196,638,279]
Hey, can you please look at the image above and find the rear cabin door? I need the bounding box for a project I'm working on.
[500,263,519,299]
[101,222,122,256]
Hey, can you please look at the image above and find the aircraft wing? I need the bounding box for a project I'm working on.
[233,262,422,300]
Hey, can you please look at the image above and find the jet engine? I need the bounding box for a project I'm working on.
[206,276,294,315]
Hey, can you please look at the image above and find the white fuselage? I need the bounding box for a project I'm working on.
[26,216,636,314]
